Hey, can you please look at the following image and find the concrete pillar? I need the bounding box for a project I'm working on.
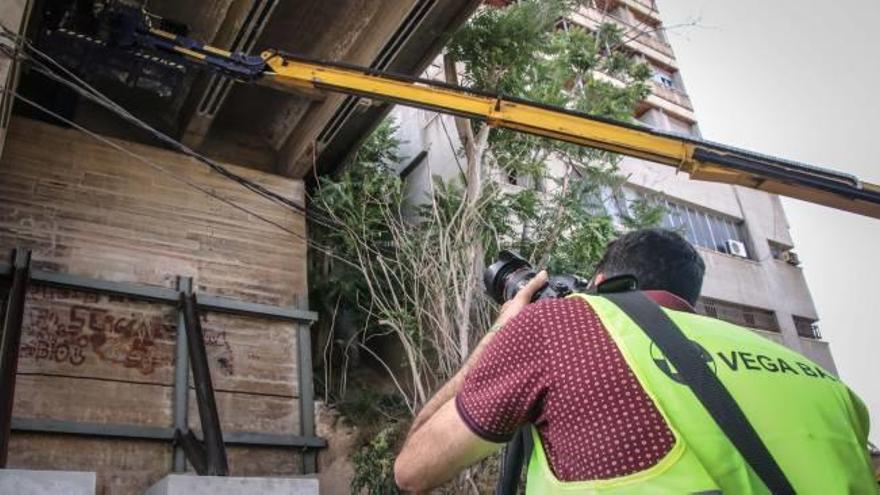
[773,308,805,353]
[0,469,96,495]
[145,474,319,495]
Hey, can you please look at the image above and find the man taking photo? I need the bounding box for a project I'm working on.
[394,228,875,493]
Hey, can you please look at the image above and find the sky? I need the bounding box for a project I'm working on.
[658,0,880,444]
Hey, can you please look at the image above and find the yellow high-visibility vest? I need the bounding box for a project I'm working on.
[525,294,876,494]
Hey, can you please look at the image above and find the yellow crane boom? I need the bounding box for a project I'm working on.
[117,21,880,220]
[259,51,880,219]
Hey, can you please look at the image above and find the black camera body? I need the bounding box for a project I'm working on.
[483,251,590,304]
[483,250,638,304]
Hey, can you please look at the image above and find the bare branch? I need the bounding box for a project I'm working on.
[443,53,475,151]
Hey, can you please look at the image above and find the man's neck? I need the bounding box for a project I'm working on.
[643,290,695,313]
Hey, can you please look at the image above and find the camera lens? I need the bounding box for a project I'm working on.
[483,251,536,304]
[502,268,538,302]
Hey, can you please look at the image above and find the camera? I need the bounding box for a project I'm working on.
[483,251,590,304]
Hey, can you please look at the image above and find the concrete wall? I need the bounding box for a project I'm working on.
[619,156,743,219]
[1,118,309,494]
[393,104,463,202]
[618,149,831,367]
[0,469,96,495]
[145,474,318,495]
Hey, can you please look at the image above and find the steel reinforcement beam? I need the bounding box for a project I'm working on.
[172,277,192,472]
[0,249,31,467]
[10,417,326,448]
[0,251,324,467]
[0,262,317,323]
[181,292,228,476]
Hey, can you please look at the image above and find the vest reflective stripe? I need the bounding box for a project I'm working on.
[525,294,875,494]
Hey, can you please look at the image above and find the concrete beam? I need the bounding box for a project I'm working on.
[179,0,279,149]
[146,474,318,495]
[130,0,237,142]
[274,0,417,177]
[0,469,96,495]
[308,0,483,179]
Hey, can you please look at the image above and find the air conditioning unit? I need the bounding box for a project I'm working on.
[782,250,801,266]
[725,239,748,258]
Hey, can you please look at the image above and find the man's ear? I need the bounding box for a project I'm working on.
[594,273,606,286]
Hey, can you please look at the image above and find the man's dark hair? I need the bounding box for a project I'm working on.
[594,228,705,305]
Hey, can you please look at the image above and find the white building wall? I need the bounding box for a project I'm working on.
[394,104,469,202]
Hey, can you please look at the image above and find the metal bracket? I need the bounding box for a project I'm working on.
[174,429,208,475]
[177,292,229,476]
[0,249,325,471]
[0,249,31,467]
[172,277,192,472]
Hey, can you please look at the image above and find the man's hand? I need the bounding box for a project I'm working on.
[493,270,548,331]
[394,269,549,492]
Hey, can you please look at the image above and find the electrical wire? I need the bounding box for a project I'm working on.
[11,87,364,268]
[2,86,360,268]
[0,24,400,267]
[0,23,343,230]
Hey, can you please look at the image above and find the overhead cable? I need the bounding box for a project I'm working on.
[0,24,337,225]
[0,25,402,267]
[2,86,358,269]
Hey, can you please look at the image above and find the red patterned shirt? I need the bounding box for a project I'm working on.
[456,291,693,481]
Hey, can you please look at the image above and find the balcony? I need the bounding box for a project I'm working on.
[574,8,675,62]
[592,70,697,125]
[650,81,693,111]
[639,31,675,58]
[622,0,661,20]
[597,0,662,24]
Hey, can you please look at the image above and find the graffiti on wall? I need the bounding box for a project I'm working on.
[20,286,235,376]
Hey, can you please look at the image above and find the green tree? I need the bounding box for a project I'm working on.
[444,0,653,272]
[310,1,662,491]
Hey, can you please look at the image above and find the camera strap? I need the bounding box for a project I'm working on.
[604,291,794,495]
[497,425,532,495]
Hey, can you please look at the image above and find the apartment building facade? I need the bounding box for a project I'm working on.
[391,0,836,372]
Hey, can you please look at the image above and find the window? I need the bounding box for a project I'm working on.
[769,242,786,260]
[598,185,654,228]
[697,298,780,333]
[660,199,750,258]
[793,316,821,339]
[769,241,800,266]
[652,67,677,90]
[701,299,718,318]
[596,189,748,258]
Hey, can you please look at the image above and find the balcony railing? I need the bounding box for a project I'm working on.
[612,0,661,21]
[626,0,658,12]
[577,8,675,59]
